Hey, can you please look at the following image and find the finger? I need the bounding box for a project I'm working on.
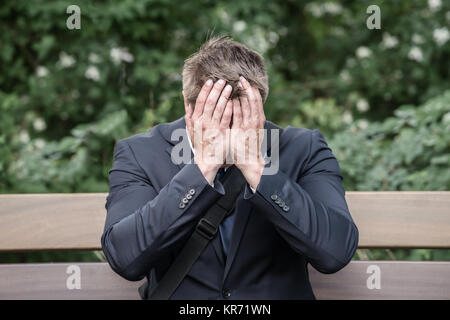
[252,87,265,127]
[192,79,214,118]
[203,79,226,120]
[253,86,263,107]
[239,95,250,127]
[240,76,258,120]
[232,98,242,128]
[220,99,233,128]
[212,84,232,123]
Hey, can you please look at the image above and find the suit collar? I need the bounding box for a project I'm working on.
[160,116,187,146]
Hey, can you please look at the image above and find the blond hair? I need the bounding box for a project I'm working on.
[182,35,269,107]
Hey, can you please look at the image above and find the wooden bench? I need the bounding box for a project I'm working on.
[0,192,449,299]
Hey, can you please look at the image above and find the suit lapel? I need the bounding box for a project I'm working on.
[162,117,193,171]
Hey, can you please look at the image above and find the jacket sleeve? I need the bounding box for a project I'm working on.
[101,139,224,281]
[243,129,359,274]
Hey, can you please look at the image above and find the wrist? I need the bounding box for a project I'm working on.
[195,159,220,185]
[241,163,265,190]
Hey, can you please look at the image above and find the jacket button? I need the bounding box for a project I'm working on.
[222,288,231,298]
[283,205,290,212]
[186,194,192,200]
[278,201,285,207]
[182,198,189,204]
[270,194,278,201]
[179,203,186,209]
[189,189,196,195]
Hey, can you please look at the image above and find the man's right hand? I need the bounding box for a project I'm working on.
[184,79,233,184]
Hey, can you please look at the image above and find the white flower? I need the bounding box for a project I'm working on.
[323,3,342,15]
[305,2,342,17]
[356,99,370,112]
[58,51,75,68]
[218,9,231,24]
[357,120,369,130]
[85,65,100,81]
[408,46,424,62]
[33,118,46,131]
[36,66,49,77]
[110,47,134,65]
[35,139,45,149]
[167,72,182,81]
[233,21,246,33]
[305,3,324,17]
[339,70,351,82]
[443,112,450,124]
[88,53,101,64]
[433,27,450,46]
[412,33,425,44]
[268,31,279,45]
[382,33,399,49]
[342,112,353,125]
[356,46,372,59]
[19,131,30,143]
[428,0,442,11]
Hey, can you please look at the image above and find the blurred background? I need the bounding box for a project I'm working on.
[0,0,449,263]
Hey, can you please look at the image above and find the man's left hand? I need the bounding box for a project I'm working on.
[230,76,266,190]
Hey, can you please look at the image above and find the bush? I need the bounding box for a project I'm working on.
[330,91,450,191]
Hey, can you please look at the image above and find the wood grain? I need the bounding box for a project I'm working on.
[0,192,449,250]
[0,261,449,299]
[0,194,106,251]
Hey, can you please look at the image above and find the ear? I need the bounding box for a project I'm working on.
[182,90,189,114]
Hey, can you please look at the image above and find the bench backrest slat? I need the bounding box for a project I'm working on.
[0,192,449,251]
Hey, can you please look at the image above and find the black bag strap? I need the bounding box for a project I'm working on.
[146,165,246,300]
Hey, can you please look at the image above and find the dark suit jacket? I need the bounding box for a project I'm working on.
[101,117,359,300]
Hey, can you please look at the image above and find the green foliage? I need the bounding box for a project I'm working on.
[330,91,450,191]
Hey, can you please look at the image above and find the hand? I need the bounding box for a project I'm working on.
[184,79,233,184]
[230,76,266,190]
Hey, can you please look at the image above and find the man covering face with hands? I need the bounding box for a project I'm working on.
[184,76,266,190]
[102,36,359,300]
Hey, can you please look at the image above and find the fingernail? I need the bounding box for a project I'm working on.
[237,82,243,89]
[206,79,213,86]
[225,84,232,92]
[218,79,225,85]
[239,76,246,83]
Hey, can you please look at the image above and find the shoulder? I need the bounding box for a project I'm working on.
[281,126,329,150]
[115,120,174,152]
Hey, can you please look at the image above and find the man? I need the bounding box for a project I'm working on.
[101,36,359,300]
